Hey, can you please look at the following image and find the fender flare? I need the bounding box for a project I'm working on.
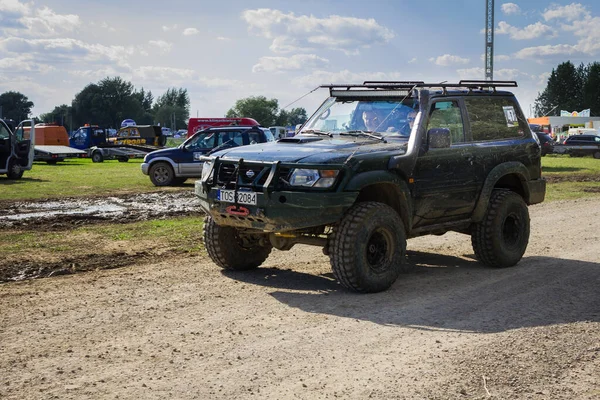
[147,157,180,175]
[472,161,531,222]
[345,170,413,232]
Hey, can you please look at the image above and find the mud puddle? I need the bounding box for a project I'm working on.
[0,191,203,230]
[0,250,189,283]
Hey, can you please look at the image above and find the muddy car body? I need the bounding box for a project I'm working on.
[195,81,546,293]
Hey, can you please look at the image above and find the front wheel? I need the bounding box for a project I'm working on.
[471,190,530,268]
[6,159,24,180]
[149,162,175,186]
[91,151,104,163]
[329,202,407,293]
[593,151,600,159]
[203,216,272,270]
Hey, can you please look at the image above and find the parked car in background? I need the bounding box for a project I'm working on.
[558,134,600,158]
[142,125,275,186]
[535,132,554,156]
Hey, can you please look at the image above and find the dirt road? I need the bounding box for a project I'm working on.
[1,198,599,399]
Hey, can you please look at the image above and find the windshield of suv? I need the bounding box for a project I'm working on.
[300,97,420,139]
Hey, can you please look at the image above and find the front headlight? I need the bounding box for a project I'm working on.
[289,169,339,188]
[201,161,213,181]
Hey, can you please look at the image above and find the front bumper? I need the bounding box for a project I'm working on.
[141,162,149,175]
[195,180,358,232]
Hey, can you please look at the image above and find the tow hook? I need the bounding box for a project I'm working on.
[226,205,250,216]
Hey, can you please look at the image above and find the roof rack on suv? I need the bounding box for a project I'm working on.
[321,80,518,95]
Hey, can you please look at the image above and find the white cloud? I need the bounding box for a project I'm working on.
[501,3,521,15]
[429,54,470,66]
[217,36,231,41]
[133,66,195,81]
[496,21,554,40]
[0,1,80,36]
[241,9,394,55]
[183,28,199,36]
[252,54,329,73]
[408,57,417,64]
[148,40,172,54]
[197,77,245,88]
[514,44,581,59]
[543,3,589,21]
[291,69,406,88]
[0,37,134,65]
[456,67,529,81]
[162,24,178,32]
[0,54,55,73]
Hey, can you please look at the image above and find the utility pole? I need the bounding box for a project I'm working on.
[485,0,494,81]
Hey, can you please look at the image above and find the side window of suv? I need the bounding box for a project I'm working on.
[0,123,10,140]
[218,131,244,146]
[427,100,465,144]
[464,97,526,141]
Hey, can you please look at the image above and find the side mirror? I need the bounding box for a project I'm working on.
[427,128,451,149]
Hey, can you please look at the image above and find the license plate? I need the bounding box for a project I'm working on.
[217,190,257,205]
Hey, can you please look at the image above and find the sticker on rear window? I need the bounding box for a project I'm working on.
[503,106,518,127]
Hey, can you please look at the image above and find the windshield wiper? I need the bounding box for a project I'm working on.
[301,129,333,137]
[342,130,387,142]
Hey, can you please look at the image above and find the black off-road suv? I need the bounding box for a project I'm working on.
[195,81,546,293]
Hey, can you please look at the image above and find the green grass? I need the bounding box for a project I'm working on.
[1,152,599,203]
[0,216,206,257]
[0,158,184,201]
[542,154,600,175]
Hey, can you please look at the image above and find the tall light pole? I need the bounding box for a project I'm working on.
[485,0,495,81]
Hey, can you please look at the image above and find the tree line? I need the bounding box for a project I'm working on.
[534,60,600,117]
[0,77,307,132]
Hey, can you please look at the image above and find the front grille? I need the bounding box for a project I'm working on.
[216,163,292,189]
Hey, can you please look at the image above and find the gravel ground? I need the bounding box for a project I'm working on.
[0,197,599,399]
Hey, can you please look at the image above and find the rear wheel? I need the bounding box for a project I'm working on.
[203,216,272,270]
[329,202,407,293]
[117,157,129,162]
[91,151,104,163]
[593,151,600,159]
[6,159,24,180]
[471,190,530,268]
[149,162,175,186]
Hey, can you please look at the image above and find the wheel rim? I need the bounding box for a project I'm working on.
[502,213,522,248]
[365,228,394,272]
[154,166,170,183]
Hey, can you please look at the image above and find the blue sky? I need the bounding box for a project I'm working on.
[1,0,600,122]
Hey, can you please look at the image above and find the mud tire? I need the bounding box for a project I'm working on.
[203,216,271,271]
[149,162,175,186]
[6,159,24,180]
[91,151,104,163]
[329,202,407,293]
[471,190,530,268]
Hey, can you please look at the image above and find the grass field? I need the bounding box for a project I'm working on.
[0,153,598,202]
[0,158,182,201]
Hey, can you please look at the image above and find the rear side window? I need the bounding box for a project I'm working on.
[464,97,527,141]
[427,100,465,144]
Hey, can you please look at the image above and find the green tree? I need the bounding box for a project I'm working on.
[39,104,74,131]
[534,61,584,116]
[0,91,34,122]
[226,96,280,126]
[71,77,152,128]
[583,62,600,116]
[153,88,190,130]
[286,107,308,126]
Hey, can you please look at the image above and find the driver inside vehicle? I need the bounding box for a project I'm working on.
[362,110,382,132]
